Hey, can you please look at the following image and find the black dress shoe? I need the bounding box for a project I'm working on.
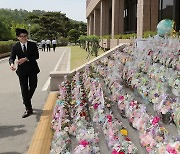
[22,110,33,118]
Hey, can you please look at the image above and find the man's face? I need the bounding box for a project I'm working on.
[17,33,28,44]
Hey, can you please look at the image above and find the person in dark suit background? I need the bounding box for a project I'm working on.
[9,28,40,118]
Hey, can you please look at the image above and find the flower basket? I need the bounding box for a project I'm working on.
[120,110,126,118]
[161,112,172,124]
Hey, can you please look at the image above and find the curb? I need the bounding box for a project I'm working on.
[0,52,10,59]
[27,92,58,154]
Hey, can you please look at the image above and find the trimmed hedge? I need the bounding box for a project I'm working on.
[0,41,16,54]
[143,31,157,38]
[114,33,137,39]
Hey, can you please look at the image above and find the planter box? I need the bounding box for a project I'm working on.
[118,39,131,44]
[110,39,119,49]
[110,39,132,49]
[100,39,132,50]
[99,39,110,50]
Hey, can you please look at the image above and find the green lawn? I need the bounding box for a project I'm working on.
[70,46,104,70]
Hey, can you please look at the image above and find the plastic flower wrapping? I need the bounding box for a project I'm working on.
[71,72,100,154]
[50,100,71,153]
[82,73,138,153]
[50,71,101,154]
[151,138,180,154]
[50,130,71,154]
[99,65,177,153]
[50,36,179,153]
[91,38,178,152]
[172,104,180,134]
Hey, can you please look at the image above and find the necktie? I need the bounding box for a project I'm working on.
[23,44,27,53]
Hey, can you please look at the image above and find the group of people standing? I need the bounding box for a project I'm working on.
[41,39,57,52]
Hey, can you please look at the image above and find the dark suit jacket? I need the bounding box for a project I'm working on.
[9,41,40,76]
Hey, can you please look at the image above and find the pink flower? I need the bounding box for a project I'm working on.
[111,150,125,154]
[112,150,119,154]
[130,100,137,108]
[148,49,152,55]
[107,115,112,122]
[93,103,99,109]
[152,116,160,125]
[119,95,124,101]
[166,144,177,154]
[79,140,89,147]
[146,147,152,152]
[175,63,180,71]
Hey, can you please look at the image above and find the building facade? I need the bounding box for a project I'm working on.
[86,0,180,38]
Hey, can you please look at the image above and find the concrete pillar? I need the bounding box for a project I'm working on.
[100,0,110,36]
[137,0,158,38]
[137,0,144,38]
[89,14,94,35]
[150,0,159,31]
[94,9,100,36]
[87,17,90,35]
[112,0,124,38]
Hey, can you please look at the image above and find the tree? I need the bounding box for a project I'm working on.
[78,22,87,35]
[79,35,87,49]
[0,9,87,41]
[26,12,69,40]
[68,29,81,44]
[68,20,87,36]
[0,20,12,41]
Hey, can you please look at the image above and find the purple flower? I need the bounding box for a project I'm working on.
[176,135,180,141]
[154,93,159,97]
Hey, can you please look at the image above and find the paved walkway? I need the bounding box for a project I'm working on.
[27,47,71,154]
[27,92,57,154]
[0,47,70,154]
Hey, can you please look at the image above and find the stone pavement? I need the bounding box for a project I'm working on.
[27,47,71,154]
[0,47,70,154]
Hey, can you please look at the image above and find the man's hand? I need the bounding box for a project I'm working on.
[17,58,28,65]
[10,63,16,71]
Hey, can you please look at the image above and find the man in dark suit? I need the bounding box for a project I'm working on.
[9,28,40,118]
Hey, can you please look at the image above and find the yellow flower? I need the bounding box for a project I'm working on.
[120,129,128,136]
[159,127,168,133]
[70,100,76,105]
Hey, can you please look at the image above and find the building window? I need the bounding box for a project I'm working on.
[124,0,137,33]
[159,0,174,20]
[174,0,180,31]
[159,0,180,31]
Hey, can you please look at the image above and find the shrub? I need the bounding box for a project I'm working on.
[78,35,87,49]
[121,33,137,39]
[0,41,16,54]
[101,35,111,39]
[113,33,137,39]
[143,31,157,38]
[88,35,100,57]
[114,34,122,39]
[79,35,100,57]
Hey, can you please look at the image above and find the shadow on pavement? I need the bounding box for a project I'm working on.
[32,108,43,122]
[0,125,26,139]
[33,108,53,122]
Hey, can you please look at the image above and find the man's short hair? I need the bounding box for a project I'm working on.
[16,28,28,36]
